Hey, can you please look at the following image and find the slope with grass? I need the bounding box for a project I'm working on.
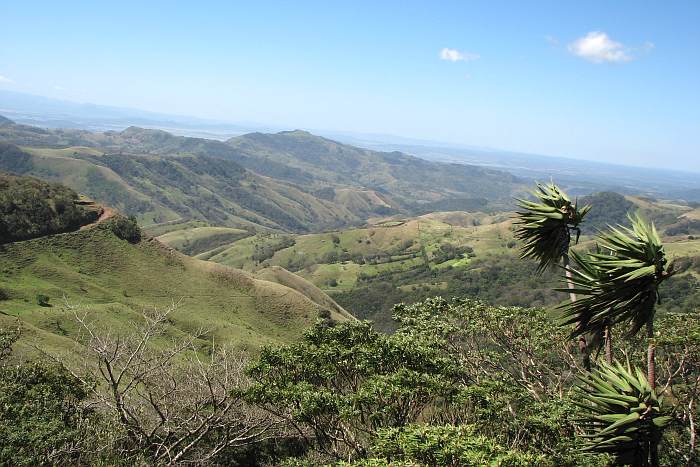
[0,117,525,232]
[157,193,700,330]
[0,223,352,359]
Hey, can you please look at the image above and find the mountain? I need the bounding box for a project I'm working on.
[0,117,525,232]
[226,130,521,210]
[0,173,352,356]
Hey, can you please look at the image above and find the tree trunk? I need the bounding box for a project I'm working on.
[647,318,656,391]
[604,324,613,364]
[562,253,590,370]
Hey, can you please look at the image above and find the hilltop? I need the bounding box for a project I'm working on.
[0,117,524,232]
[0,173,352,357]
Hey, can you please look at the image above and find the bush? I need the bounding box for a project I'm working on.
[0,328,92,466]
[108,215,141,243]
[35,294,50,307]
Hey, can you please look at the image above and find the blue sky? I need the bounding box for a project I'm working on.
[1,1,698,170]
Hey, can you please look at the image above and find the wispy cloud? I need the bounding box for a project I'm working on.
[439,48,480,63]
[0,74,14,84]
[568,31,633,63]
[544,35,559,46]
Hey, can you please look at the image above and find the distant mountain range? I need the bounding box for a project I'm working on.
[3,89,698,202]
[0,115,523,232]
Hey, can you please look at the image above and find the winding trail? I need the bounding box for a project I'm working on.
[80,205,116,230]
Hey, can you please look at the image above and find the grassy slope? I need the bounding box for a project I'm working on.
[227,130,523,209]
[0,226,349,360]
[157,194,700,328]
[5,145,361,231]
[156,226,251,255]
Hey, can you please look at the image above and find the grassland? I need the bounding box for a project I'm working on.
[0,225,350,360]
[156,193,700,331]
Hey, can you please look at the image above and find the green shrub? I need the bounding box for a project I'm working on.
[108,215,141,243]
[35,294,50,307]
[0,328,92,466]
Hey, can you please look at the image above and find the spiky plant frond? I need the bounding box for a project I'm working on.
[514,182,590,272]
[558,248,609,347]
[559,213,672,337]
[575,360,670,464]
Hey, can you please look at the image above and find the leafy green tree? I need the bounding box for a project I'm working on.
[0,328,91,466]
[245,320,466,461]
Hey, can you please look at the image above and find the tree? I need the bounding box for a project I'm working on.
[559,214,675,465]
[560,214,674,389]
[60,302,276,465]
[245,319,466,462]
[514,182,591,367]
[574,361,671,466]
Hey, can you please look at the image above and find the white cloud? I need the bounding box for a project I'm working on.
[439,48,480,62]
[0,74,14,84]
[568,31,633,63]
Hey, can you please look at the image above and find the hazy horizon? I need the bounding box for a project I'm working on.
[1,1,698,170]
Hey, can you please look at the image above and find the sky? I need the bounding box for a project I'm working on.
[1,1,699,170]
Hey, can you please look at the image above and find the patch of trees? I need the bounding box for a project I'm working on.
[3,296,697,465]
[0,143,33,175]
[578,191,634,233]
[251,236,296,264]
[0,173,98,244]
[106,215,142,243]
[665,219,700,236]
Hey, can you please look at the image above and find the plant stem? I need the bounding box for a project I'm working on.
[562,253,590,370]
[647,318,656,391]
[604,324,613,364]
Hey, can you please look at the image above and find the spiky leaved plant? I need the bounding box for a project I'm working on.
[514,182,591,274]
[575,360,671,466]
[514,182,591,366]
[560,248,614,363]
[558,213,673,389]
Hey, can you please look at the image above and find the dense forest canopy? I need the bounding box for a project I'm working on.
[0,172,98,243]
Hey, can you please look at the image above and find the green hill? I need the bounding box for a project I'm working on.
[0,118,524,232]
[0,221,352,359]
[0,171,99,243]
[159,195,699,330]
[227,130,522,209]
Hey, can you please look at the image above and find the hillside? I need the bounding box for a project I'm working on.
[0,117,525,232]
[157,193,700,330]
[0,171,100,243]
[0,197,352,358]
[227,130,522,209]
[0,140,364,232]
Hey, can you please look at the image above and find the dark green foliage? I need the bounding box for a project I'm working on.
[107,215,142,243]
[0,172,99,244]
[578,191,634,233]
[575,361,670,464]
[514,182,590,272]
[560,214,672,337]
[0,329,90,467]
[36,293,50,307]
[0,143,33,174]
